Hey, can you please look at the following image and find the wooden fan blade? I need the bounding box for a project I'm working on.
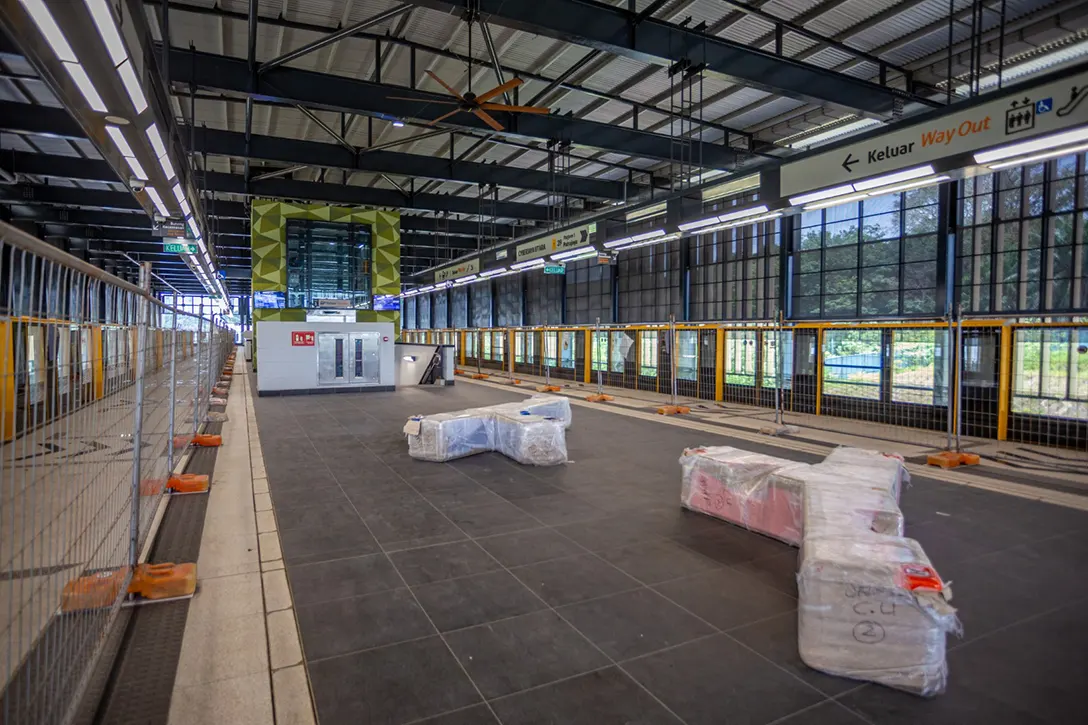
[472,108,505,131]
[425,70,466,100]
[387,96,459,104]
[474,77,524,104]
[427,109,463,126]
[479,103,550,115]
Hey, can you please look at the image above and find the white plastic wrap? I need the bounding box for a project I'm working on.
[514,395,572,429]
[406,399,568,466]
[821,447,909,501]
[774,466,905,540]
[678,446,807,544]
[797,532,959,697]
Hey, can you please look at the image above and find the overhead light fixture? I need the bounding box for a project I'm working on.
[693,212,783,235]
[784,117,882,149]
[144,187,170,217]
[510,258,546,270]
[625,202,666,223]
[551,245,594,261]
[612,232,680,251]
[603,228,665,249]
[480,268,508,277]
[453,274,478,284]
[975,126,1088,164]
[987,141,1088,170]
[105,125,134,157]
[802,192,869,212]
[171,183,186,204]
[63,63,108,113]
[558,250,599,263]
[853,165,935,192]
[716,204,770,224]
[677,215,723,232]
[179,199,192,217]
[867,175,949,196]
[392,120,405,127]
[789,184,856,207]
[116,59,148,114]
[84,0,127,65]
[123,156,148,181]
[19,0,77,62]
[701,173,760,203]
[145,124,166,157]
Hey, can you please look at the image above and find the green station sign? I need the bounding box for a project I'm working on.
[163,241,198,254]
[543,264,566,275]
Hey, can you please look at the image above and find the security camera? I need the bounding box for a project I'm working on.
[129,176,145,192]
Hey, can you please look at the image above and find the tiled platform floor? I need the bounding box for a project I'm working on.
[252,383,1088,725]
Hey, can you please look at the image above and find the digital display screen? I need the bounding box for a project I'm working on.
[253,291,286,309]
[373,295,400,311]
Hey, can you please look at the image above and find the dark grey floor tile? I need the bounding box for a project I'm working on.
[422,484,505,511]
[389,540,501,585]
[729,550,800,597]
[673,526,794,567]
[730,612,857,697]
[554,517,668,552]
[478,476,564,501]
[362,503,465,547]
[308,636,481,725]
[476,527,586,568]
[489,667,682,725]
[413,705,499,725]
[623,634,824,725]
[598,540,722,585]
[654,568,796,631]
[412,570,546,632]
[267,474,343,495]
[287,553,403,607]
[444,500,542,537]
[444,609,609,699]
[273,501,360,531]
[279,521,381,566]
[511,493,606,526]
[559,588,713,661]
[270,486,349,511]
[774,702,870,724]
[511,554,642,607]
[297,587,435,661]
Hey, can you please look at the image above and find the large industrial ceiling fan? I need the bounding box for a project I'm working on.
[388,71,549,131]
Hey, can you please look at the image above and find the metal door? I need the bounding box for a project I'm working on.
[351,331,381,384]
[319,332,381,385]
[317,333,348,384]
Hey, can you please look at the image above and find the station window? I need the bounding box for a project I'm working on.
[481,332,491,359]
[618,240,681,323]
[823,329,882,400]
[761,330,793,389]
[493,331,504,362]
[591,330,609,371]
[892,329,947,405]
[725,331,757,386]
[677,331,698,381]
[640,331,658,377]
[1012,328,1088,419]
[610,331,632,373]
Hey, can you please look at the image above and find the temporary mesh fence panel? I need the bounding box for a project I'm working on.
[0,221,233,725]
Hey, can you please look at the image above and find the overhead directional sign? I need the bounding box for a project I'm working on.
[781,69,1088,198]
[434,257,479,283]
[153,221,191,239]
[543,264,566,275]
[515,222,597,263]
[163,241,198,254]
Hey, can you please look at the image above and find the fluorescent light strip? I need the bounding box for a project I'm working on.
[84,0,127,65]
[453,274,478,284]
[105,125,135,158]
[122,155,148,181]
[64,63,108,113]
[867,175,949,196]
[559,250,599,262]
[116,59,148,114]
[802,192,869,212]
[716,204,770,224]
[480,268,508,277]
[171,183,186,204]
[179,199,192,217]
[603,228,665,249]
[612,232,680,251]
[145,124,167,158]
[677,216,722,232]
[145,187,170,217]
[987,141,1088,170]
[788,184,856,207]
[19,0,77,62]
[693,212,782,235]
[551,245,594,261]
[975,126,1088,163]
[853,165,935,192]
[510,258,545,270]
[157,153,177,180]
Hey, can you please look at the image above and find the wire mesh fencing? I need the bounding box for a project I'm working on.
[0,221,233,725]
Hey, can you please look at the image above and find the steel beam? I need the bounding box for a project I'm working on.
[261,5,412,73]
[400,0,930,118]
[162,46,741,168]
[201,172,553,221]
[0,101,86,138]
[186,126,631,200]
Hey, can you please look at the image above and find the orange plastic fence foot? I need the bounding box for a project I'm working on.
[192,434,222,447]
[127,562,197,600]
[538,385,561,393]
[169,473,210,493]
[585,394,614,402]
[61,569,129,612]
[471,373,489,380]
[508,378,522,385]
[212,386,229,396]
[927,451,981,468]
[657,405,691,416]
